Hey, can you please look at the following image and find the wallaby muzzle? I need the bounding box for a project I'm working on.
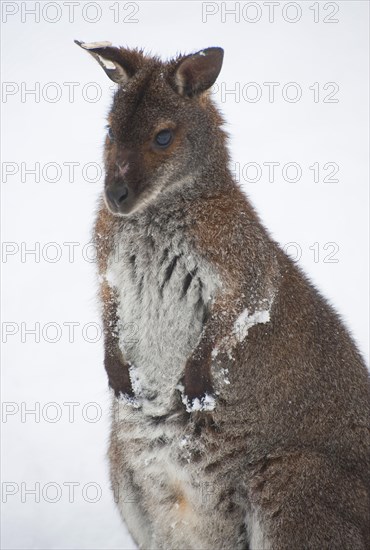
[105,182,129,213]
[105,148,138,215]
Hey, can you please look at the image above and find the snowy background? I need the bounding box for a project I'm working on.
[1,1,369,549]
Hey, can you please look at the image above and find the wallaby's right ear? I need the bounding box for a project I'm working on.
[173,47,224,97]
[74,40,139,85]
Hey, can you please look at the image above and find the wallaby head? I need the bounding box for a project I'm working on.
[75,41,225,215]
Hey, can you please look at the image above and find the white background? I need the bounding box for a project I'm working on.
[1,1,369,549]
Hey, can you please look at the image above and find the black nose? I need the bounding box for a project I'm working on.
[106,185,129,208]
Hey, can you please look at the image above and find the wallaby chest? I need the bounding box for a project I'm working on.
[105,212,220,415]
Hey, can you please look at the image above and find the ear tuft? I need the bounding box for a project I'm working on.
[75,39,132,85]
[75,40,112,50]
[174,47,224,97]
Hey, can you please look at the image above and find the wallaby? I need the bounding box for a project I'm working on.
[76,41,370,550]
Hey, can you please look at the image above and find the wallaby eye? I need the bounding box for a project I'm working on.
[107,126,115,142]
[154,129,172,148]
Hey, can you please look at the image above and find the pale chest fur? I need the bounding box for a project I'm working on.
[104,212,220,415]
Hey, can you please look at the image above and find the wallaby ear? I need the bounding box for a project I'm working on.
[173,47,224,97]
[74,40,136,85]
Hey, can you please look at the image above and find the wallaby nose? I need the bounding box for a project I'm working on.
[106,185,129,209]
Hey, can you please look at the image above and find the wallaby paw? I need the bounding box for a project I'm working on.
[106,356,142,407]
[177,384,216,413]
[110,363,143,408]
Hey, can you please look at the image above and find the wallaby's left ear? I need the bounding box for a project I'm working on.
[173,47,224,97]
[74,40,136,85]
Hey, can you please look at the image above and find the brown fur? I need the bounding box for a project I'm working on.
[76,41,370,549]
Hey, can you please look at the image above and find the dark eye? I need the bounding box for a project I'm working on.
[107,126,115,142]
[155,129,172,148]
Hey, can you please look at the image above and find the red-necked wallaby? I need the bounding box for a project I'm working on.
[76,41,370,549]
